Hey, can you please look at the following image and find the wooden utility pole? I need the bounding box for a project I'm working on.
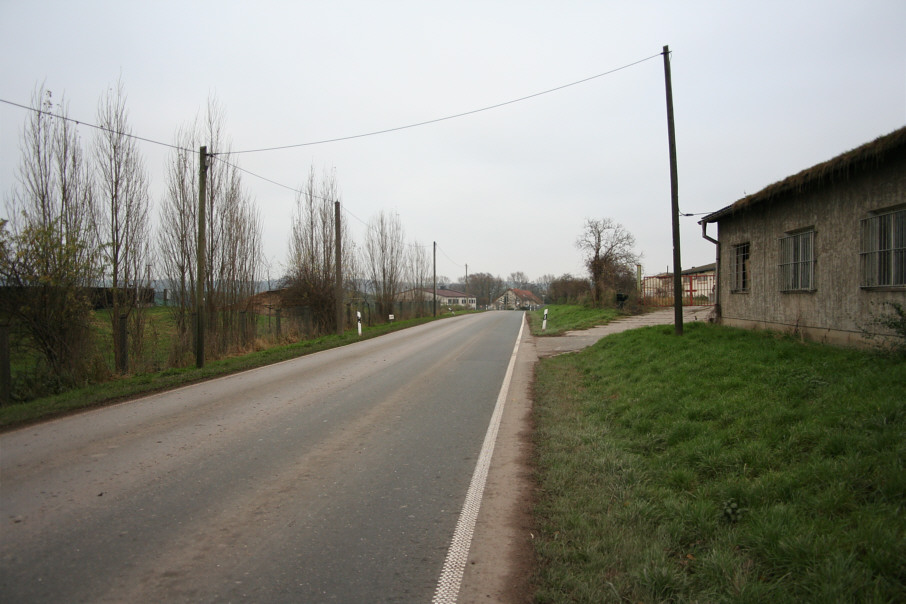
[196,146,207,367]
[465,263,469,307]
[0,323,10,406]
[433,241,437,317]
[663,45,683,335]
[335,199,344,335]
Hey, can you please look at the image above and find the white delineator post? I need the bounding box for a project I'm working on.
[357,311,362,337]
[542,308,548,332]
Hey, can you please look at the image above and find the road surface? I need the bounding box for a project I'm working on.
[1,311,525,603]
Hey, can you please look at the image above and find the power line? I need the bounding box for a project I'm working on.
[0,97,189,153]
[436,244,464,269]
[229,52,662,154]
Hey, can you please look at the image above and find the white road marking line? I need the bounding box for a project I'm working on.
[432,313,525,604]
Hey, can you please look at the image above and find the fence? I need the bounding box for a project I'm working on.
[640,273,716,307]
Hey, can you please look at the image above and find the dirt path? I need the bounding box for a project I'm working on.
[457,307,711,602]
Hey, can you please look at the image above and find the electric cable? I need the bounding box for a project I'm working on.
[228,52,663,154]
[0,97,189,153]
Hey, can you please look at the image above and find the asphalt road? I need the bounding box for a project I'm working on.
[0,311,526,603]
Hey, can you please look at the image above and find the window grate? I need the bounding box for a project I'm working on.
[861,209,906,287]
[731,242,750,292]
[779,230,815,292]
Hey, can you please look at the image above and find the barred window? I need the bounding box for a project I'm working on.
[731,242,750,292]
[860,209,906,287]
[779,230,815,292]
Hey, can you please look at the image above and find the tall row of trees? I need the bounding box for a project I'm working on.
[158,98,262,360]
[1,84,263,385]
[1,81,642,396]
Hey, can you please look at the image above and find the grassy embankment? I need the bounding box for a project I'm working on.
[531,320,905,602]
[527,305,622,336]
[1,309,457,431]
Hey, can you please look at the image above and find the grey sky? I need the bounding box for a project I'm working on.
[1,1,904,283]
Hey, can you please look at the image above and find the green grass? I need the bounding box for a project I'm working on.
[0,313,455,431]
[532,322,906,602]
[528,305,623,336]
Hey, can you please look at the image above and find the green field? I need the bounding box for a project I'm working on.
[532,322,906,602]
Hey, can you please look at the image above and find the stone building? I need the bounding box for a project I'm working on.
[700,126,905,347]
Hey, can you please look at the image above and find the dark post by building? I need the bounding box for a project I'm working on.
[433,241,437,317]
[196,146,208,367]
[663,45,683,335]
[117,314,128,374]
[335,199,344,335]
[0,323,10,406]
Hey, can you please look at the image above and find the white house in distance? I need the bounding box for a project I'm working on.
[492,288,544,310]
[398,287,477,310]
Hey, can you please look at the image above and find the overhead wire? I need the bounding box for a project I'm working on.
[228,52,663,154]
[0,97,190,153]
[436,244,464,269]
[3,50,664,271]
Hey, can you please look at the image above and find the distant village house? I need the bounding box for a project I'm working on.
[398,287,477,310]
[492,288,543,310]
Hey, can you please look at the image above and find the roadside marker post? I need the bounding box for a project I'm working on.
[542,308,548,331]
[357,311,362,337]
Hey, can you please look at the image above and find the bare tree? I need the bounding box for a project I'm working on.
[0,86,100,382]
[157,97,262,359]
[158,122,198,348]
[405,240,432,317]
[284,167,351,333]
[93,77,151,371]
[535,273,556,302]
[467,272,505,308]
[548,273,591,304]
[507,271,531,290]
[362,210,405,319]
[576,218,638,306]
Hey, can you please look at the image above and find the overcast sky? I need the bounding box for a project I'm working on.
[1,1,904,284]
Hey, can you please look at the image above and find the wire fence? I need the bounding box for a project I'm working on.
[640,273,716,307]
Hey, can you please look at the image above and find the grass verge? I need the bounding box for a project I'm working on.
[532,322,906,602]
[527,305,622,336]
[0,314,452,431]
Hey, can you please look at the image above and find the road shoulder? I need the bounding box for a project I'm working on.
[458,316,538,603]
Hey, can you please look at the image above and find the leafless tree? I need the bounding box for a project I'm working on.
[284,167,351,333]
[535,273,556,301]
[507,271,531,291]
[576,217,638,306]
[157,97,262,359]
[404,240,432,317]
[467,272,505,308]
[0,86,100,381]
[362,210,405,319]
[158,121,198,347]
[93,77,152,371]
[549,273,591,304]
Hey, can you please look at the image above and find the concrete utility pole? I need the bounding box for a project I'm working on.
[196,146,207,367]
[335,200,344,336]
[663,45,683,335]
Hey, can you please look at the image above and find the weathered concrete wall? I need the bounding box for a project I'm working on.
[716,152,905,348]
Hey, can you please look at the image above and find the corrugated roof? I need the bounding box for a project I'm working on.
[701,125,906,224]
